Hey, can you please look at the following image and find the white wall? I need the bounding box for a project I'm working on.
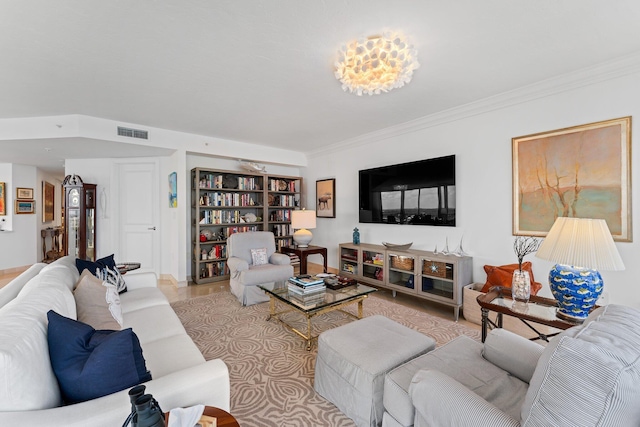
[0,164,39,270]
[305,71,640,308]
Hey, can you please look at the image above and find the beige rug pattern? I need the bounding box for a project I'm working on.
[171,291,480,427]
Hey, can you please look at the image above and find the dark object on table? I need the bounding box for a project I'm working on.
[117,262,141,274]
[326,276,357,290]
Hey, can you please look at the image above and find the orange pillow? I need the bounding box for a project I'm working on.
[480,261,543,295]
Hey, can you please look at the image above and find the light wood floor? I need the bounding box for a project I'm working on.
[0,264,480,330]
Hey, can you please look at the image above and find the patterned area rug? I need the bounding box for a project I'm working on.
[171,290,480,427]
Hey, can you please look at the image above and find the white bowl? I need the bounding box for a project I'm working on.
[382,242,413,251]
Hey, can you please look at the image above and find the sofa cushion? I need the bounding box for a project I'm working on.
[74,270,122,330]
[0,285,76,411]
[122,304,187,345]
[119,287,169,314]
[75,254,116,275]
[481,262,542,295]
[141,334,206,378]
[522,304,640,426]
[47,310,151,404]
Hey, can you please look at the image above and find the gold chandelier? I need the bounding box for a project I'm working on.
[335,31,419,96]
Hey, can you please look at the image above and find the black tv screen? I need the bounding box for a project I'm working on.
[359,155,456,226]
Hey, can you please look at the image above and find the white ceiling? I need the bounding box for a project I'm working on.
[3,1,640,172]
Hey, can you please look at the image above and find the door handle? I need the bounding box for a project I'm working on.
[148,227,156,231]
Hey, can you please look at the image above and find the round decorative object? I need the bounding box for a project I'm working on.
[69,189,80,207]
[244,213,257,223]
[549,264,602,321]
[278,180,288,191]
[268,194,276,206]
[201,229,214,240]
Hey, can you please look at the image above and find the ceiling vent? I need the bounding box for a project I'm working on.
[117,126,148,140]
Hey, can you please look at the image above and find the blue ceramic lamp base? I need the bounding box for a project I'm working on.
[549,264,602,321]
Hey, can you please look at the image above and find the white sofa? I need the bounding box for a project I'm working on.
[0,256,230,427]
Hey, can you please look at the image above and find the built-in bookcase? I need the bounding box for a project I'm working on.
[191,168,301,284]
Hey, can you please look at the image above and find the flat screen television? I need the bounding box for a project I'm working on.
[359,155,456,226]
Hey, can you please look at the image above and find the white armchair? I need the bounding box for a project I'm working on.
[226,231,293,306]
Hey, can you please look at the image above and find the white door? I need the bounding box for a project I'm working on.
[116,161,159,274]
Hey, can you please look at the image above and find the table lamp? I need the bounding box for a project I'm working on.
[536,217,624,321]
[291,209,316,247]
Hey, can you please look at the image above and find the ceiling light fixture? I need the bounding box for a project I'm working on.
[335,31,419,96]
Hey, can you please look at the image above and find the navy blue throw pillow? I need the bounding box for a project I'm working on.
[47,310,151,404]
[75,254,116,275]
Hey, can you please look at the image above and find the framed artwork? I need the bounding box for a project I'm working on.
[0,182,5,215]
[43,181,55,222]
[316,178,336,218]
[15,199,35,214]
[513,116,632,242]
[16,187,33,199]
[168,172,177,208]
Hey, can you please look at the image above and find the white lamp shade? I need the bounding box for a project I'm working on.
[291,210,316,230]
[536,217,625,271]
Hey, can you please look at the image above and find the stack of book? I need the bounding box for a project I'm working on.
[287,275,326,306]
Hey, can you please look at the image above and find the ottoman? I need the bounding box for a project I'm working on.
[314,315,436,427]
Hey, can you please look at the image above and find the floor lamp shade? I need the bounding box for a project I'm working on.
[292,210,316,247]
[536,217,624,321]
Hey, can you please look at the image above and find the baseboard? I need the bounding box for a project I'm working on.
[159,274,180,287]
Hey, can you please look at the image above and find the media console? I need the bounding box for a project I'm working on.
[338,243,472,320]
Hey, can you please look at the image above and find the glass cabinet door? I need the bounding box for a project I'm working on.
[340,246,358,275]
[387,253,416,290]
[362,249,384,283]
[68,209,80,258]
[420,258,455,299]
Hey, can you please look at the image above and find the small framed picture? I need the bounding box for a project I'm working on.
[15,199,35,214]
[16,187,34,200]
[316,178,336,218]
[0,182,6,215]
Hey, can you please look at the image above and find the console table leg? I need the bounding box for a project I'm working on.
[481,308,489,342]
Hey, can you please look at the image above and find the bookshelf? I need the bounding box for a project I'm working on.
[191,168,301,284]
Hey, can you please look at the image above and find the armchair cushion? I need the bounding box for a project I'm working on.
[250,248,269,265]
[384,334,528,426]
[521,304,640,426]
[410,370,520,427]
[482,329,544,383]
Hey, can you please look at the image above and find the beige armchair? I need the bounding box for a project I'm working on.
[226,231,293,306]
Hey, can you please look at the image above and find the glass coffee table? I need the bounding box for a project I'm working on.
[476,286,586,342]
[259,281,377,350]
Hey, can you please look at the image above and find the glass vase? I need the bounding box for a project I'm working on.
[511,269,531,303]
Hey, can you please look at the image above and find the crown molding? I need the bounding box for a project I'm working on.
[309,51,640,157]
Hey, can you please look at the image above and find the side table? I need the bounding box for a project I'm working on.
[280,245,327,275]
[476,286,585,343]
[165,406,239,427]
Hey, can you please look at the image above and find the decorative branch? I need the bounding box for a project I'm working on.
[513,236,542,271]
